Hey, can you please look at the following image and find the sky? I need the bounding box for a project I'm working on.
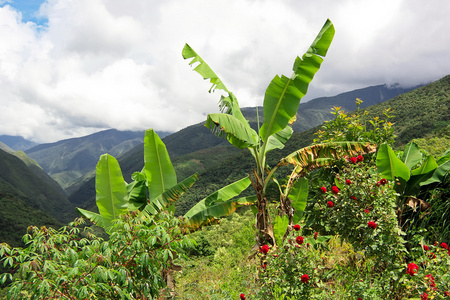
[0,0,449,143]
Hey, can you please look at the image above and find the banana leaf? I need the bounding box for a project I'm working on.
[376,143,410,181]
[273,215,289,246]
[259,19,335,142]
[402,142,422,169]
[140,173,199,217]
[289,177,309,224]
[94,154,128,228]
[144,129,177,201]
[76,208,104,228]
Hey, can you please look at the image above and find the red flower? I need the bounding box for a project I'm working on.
[356,155,364,162]
[351,196,357,200]
[421,292,428,300]
[444,291,450,296]
[301,274,309,283]
[406,263,419,276]
[441,242,448,249]
[320,187,327,193]
[346,179,352,185]
[272,254,279,257]
[428,252,436,259]
[259,244,270,254]
[423,245,429,251]
[314,232,318,240]
[327,201,334,208]
[350,157,357,164]
[331,186,339,194]
[240,293,246,300]
[261,263,267,270]
[378,178,387,185]
[364,209,370,214]
[425,274,436,287]
[293,224,301,231]
[368,221,377,229]
[296,236,304,245]
[357,298,362,300]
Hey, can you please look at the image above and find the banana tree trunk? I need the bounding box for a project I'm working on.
[251,170,275,246]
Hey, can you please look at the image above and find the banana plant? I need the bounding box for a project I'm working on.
[76,129,198,232]
[183,19,335,245]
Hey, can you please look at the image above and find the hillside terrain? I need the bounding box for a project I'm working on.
[24,129,170,189]
[68,79,443,215]
[0,149,76,246]
[0,135,37,151]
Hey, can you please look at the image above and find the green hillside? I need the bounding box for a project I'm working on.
[0,149,76,246]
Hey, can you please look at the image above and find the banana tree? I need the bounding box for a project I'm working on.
[76,129,198,232]
[183,19,335,245]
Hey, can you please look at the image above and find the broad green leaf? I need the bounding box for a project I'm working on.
[260,19,335,142]
[184,177,252,220]
[376,143,410,181]
[273,215,289,246]
[76,208,104,228]
[184,196,257,229]
[205,113,258,149]
[144,129,177,201]
[95,154,128,228]
[140,173,199,217]
[420,160,450,186]
[411,155,438,176]
[402,142,422,169]
[437,147,450,165]
[404,172,434,196]
[289,177,309,215]
[126,172,147,211]
[265,126,293,154]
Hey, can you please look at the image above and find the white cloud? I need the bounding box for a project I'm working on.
[0,0,449,142]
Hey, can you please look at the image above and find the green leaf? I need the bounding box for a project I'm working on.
[260,19,335,142]
[376,143,410,181]
[95,154,128,228]
[126,172,147,211]
[184,196,257,229]
[264,126,293,154]
[76,208,104,228]
[420,160,450,186]
[140,173,198,217]
[402,142,422,169]
[411,155,438,176]
[205,113,258,149]
[273,215,289,247]
[144,129,177,201]
[182,43,229,93]
[289,177,309,216]
[185,177,251,219]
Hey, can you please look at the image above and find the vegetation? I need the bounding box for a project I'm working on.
[1,18,450,299]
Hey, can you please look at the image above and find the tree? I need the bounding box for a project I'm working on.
[183,19,338,246]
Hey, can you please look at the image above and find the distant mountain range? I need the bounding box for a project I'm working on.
[0,135,37,151]
[2,77,448,247]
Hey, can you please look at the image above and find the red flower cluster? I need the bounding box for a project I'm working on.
[240,293,246,300]
[296,236,304,245]
[406,263,419,276]
[441,242,448,249]
[423,245,429,251]
[351,196,357,200]
[293,224,301,231]
[331,186,339,194]
[421,292,428,300]
[368,221,377,229]
[350,157,357,164]
[445,291,450,296]
[314,232,318,240]
[364,209,370,214]
[345,179,352,185]
[259,244,270,254]
[327,201,334,208]
[320,187,327,193]
[357,155,363,162]
[425,274,436,288]
[301,274,309,283]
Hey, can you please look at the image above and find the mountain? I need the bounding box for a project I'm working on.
[0,149,76,246]
[25,129,171,189]
[67,81,422,213]
[0,135,38,151]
